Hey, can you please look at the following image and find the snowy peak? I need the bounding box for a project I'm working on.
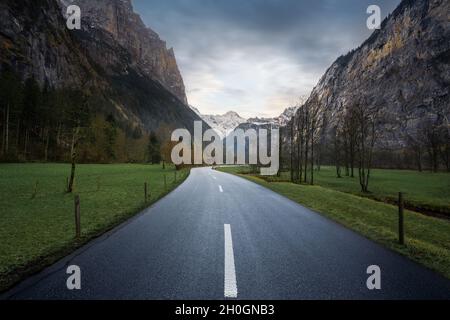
[190,96,308,136]
[199,111,247,138]
[223,111,241,118]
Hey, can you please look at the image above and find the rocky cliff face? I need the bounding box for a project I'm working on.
[0,0,199,132]
[0,0,97,89]
[62,0,188,104]
[294,0,449,148]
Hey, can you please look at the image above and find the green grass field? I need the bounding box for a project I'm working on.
[0,163,189,291]
[238,166,450,214]
[218,166,450,279]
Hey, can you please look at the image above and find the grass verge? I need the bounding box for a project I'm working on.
[242,166,450,216]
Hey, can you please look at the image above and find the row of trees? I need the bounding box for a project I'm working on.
[281,95,449,193]
[282,98,381,192]
[0,69,91,163]
[286,97,321,185]
[332,101,381,192]
[0,68,176,191]
[403,116,450,173]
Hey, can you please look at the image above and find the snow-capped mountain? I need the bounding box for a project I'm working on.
[190,96,308,136]
[190,107,247,138]
[246,106,300,127]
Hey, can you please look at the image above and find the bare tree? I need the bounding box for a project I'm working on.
[342,103,358,177]
[289,120,294,182]
[309,98,320,185]
[440,124,450,172]
[303,106,310,183]
[296,106,305,183]
[333,125,343,178]
[405,133,424,172]
[277,126,283,176]
[67,126,80,193]
[351,100,380,193]
[66,92,90,193]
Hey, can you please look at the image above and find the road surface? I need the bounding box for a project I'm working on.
[3,167,450,299]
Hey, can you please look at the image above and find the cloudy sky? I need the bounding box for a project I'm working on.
[133,0,400,118]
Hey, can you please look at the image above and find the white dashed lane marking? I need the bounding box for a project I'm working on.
[224,224,237,298]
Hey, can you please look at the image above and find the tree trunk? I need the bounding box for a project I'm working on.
[56,122,61,146]
[289,120,294,182]
[443,143,450,172]
[1,108,4,156]
[304,136,308,183]
[296,128,301,183]
[316,141,321,172]
[24,129,29,159]
[5,103,9,154]
[416,149,422,172]
[359,166,366,192]
[68,155,76,193]
[343,138,349,176]
[44,128,50,162]
[303,110,309,183]
[350,147,355,178]
[361,115,367,192]
[67,127,80,193]
[334,130,341,178]
[310,137,314,185]
[277,128,282,177]
[429,146,438,173]
[348,134,355,177]
[299,139,303,183]
[15,119,20,156]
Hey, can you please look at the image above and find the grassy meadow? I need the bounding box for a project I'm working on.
[218,166,450,279]
[0,163,189,291]
[239,166,450,214]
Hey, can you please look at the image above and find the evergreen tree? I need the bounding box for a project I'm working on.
[147,131,161,164]
[0,68,23,157]
[104,113,118,160]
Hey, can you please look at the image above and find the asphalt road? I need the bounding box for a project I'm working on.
[3,167,450,299]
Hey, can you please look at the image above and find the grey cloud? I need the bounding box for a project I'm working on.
[133,0,401,116]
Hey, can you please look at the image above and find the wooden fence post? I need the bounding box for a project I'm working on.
[398,192,404,245]
[31,180,39,199]
[74,195,81,239]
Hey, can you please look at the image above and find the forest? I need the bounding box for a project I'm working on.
[0,67,168,165]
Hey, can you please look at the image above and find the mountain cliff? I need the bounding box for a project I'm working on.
[293,0,449,150]
[0,0,200,132]
[60,0,188,104]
